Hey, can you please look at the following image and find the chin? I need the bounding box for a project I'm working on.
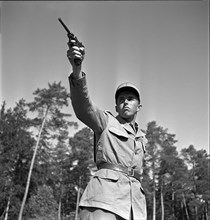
[122,114,132,120]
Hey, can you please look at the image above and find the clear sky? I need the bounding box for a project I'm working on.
[0,1,209,152]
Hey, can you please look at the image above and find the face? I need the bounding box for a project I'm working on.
[115,90,141,122]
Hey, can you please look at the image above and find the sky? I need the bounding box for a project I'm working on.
[0,1,209,152]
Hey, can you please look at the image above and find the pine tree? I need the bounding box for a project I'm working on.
[18,82,77,220]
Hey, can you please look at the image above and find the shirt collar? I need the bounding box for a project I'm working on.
[116,115,139,135]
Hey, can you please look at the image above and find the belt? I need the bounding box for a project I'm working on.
[97,162,141,182]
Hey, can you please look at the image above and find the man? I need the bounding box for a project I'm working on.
[67,39,147,220]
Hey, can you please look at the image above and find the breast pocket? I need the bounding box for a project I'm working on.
[135,136,146,153]
[108,126,128,141]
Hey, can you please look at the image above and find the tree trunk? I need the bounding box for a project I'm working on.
[205,201,208,220]
[18,107,49,220]
[58,198,61,220]
[152,144,158,220]
[152,169,156,220]
[4,194,11,220]
[153,188,156,220]
[75,187,81,220]
[172,191,175,219]
[195,205,198,220]
[160,183,164,220]
[182,192,190,220]
[181,200,183,220]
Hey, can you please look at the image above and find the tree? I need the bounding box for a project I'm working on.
[27,185,58,220]
[59,127,95,216]
[145,121,170,220]
[49,131,73,220]
[181,145,210,219]
[158,133,178,220]
[144,121,187,220]
[18,82,77,220]
[0,100,35,220]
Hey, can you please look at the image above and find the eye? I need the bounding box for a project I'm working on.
[119,97,124,103]
[117,96,125,103]
[127,96,134,101]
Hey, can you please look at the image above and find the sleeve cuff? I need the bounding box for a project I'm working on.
[68,72,86,87]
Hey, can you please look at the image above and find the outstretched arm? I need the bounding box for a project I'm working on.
[67,39,107,134]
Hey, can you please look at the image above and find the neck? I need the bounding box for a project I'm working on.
[121,114,137,124]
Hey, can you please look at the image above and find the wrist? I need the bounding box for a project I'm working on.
[72,65,83,79]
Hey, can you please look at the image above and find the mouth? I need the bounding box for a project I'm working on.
[123,107,130,111]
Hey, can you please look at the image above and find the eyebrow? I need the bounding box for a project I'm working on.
[118,94,136,98]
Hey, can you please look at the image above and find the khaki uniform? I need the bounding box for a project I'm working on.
[69,73,147,220]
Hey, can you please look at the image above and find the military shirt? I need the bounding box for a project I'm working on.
[69,73,147,220]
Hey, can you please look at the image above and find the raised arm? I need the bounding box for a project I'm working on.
[67,36,107,134]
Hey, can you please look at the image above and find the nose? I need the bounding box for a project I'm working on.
[124,98,129,104]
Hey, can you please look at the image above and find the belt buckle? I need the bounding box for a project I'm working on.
[128,167,134,177]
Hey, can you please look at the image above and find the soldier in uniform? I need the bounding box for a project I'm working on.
[67,39,147,220]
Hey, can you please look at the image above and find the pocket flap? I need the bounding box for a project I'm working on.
[94,169,119,181]
[108,127,128,138]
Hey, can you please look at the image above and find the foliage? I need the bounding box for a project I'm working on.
[18,81,78,220]
[27,185,58,220]
[143,121,209,220]
[0,100,35,220]
[62,127,95,215]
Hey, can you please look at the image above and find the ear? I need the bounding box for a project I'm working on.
[115,105,119,113]
[136,103,142,112]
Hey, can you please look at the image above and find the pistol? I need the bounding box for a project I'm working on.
[58,17,84,66]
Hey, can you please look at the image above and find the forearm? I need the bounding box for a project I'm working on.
[66,37,106,132]
[71,65,83,80]
[69,73,106,133]
[69,72,91,120]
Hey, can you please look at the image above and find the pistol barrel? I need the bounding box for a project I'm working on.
[58,17,71,35]
[58,17,83,66]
